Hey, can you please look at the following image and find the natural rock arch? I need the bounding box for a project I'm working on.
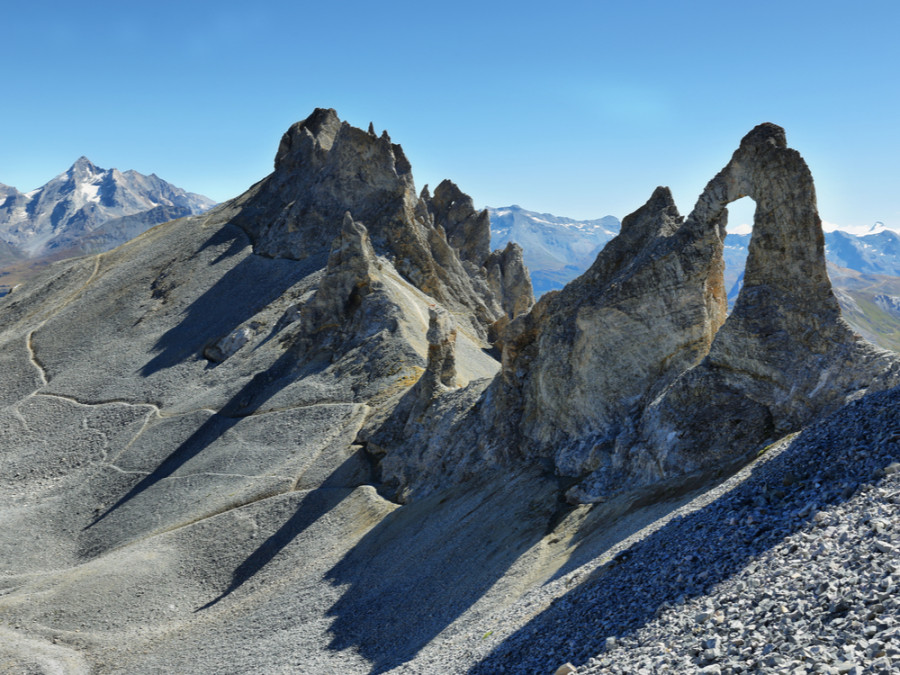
[595,123,900,502]
[369,122,900,505]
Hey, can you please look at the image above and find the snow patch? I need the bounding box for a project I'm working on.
[76,180,101,204]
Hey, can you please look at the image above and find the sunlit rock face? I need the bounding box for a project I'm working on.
[484,183,727,480]
[228,108,533,340]
[376,122,900,506]
[566,123,900,502]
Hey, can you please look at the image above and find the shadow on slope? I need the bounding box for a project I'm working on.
[470,387,900,674]
[539,465,739,588]
[323,470,562,674]
[86,222,333,531]
[196,450,371,611]
[87,344,329,530]
[139,223,324,378]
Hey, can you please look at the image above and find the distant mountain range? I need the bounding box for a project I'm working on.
[489,205,900,351]
[488,206,620,295]
[0,157,214,258]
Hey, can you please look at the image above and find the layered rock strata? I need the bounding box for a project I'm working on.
[617,124,900,496]
[553,123,900,502]
[485,184,727,478]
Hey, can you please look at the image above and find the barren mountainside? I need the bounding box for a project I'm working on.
[1,111,898,674]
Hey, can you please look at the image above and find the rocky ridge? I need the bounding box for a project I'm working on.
[223,109,533,341]
[373,123,900,506]
[0,112,897,675]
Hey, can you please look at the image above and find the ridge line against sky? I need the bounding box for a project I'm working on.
[2,1,899,232]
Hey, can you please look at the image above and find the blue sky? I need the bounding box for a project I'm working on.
[3,1,899,231]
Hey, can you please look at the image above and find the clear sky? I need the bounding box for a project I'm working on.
[2,1,899,232]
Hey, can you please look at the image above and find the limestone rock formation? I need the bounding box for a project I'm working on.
[2,112,898,675]
[226,108,534,340]
[294,211,383,350]
[616,124,900,497]
[482,183,727,479]
[427,179,491,266]
[423,306,459,392]
[484,241,534,322]
[0,111,520,672]
[377,122,900,506]
[549,123,900,502]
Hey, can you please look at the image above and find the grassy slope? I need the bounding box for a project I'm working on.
[830,263,900,352]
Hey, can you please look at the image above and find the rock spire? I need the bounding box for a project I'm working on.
[375,122,900,505]
[228,108,533,339]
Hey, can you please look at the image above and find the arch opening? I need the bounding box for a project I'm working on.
[722,196,756,311]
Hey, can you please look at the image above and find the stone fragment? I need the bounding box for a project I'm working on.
[203,326,252,362]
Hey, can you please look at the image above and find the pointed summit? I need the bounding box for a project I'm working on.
[274,108,341,171]
[71,156,100,173]
[0,156,214,257]
[230,109,533,342]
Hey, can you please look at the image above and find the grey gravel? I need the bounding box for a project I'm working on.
[461,387,900,675]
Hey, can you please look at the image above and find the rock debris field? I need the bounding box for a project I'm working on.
[466,388,900,675]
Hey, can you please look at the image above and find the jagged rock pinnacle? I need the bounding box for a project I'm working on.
[230,109,533,341]
[376,121,900,505]
[569,122,900,502]
[428,179,492,266]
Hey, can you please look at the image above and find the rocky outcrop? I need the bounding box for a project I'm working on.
[228,108,533,339]
[367,303,495,502]
[423,306,459,392]
[619,126,900,485]
[483,184,726,478]
[567,123,900,502]
[295,211,383,351]
[3,110,899,675]
[484,242,534,321]
[427,179,491,266]
[375,305,461,446]
[376,122,900,506]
